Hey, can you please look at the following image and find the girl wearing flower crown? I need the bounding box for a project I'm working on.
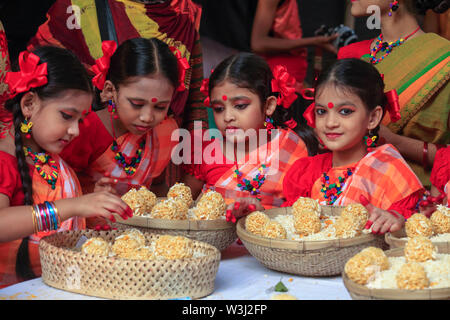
[182,52,318,219]
[61,38,184,197]
[0,46,132,288]
[283,58,425,235]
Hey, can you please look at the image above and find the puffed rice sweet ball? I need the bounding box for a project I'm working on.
[81,237,112,257]
[292,197,321,217]
[262,220,287,239]
[121,188,142,215]
[359,247,389,271]
[293,210,321,236]
[137,186,157,214]
[245,211,270,236]
[124,246,154,260]
[154,235,194,259]
[192,190,227,220]
[396,262,429,290]
[151,199,185,220]
[334,215,361,238]
[405,213,433,238]
[340,203,369,230]
[430,205,450,235]
[404,236,437,262]
[112,233,143,258]
[344,252,380,285]
[167,182,194,208]
[123,228,146,247]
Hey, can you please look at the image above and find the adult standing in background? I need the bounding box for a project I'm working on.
[26,0,210,186]
[251,0,338,92]
[339,0,450,187]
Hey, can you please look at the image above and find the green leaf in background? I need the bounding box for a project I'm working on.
[274,280,288,292]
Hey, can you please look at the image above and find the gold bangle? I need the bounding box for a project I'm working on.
[31,206,38,234]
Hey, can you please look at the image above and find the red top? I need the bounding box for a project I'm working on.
[60,112,113,172]
[181,133,233,186]
[430,146,450,194]
[282,151,422,218]
[0,151,34,206]
[337,39,373,60]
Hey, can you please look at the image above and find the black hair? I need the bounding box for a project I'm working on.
[4,45,93,281]
[413,0,449,14]
[314,58,387,139]
[95,37,179,109]
[208,52,318,155]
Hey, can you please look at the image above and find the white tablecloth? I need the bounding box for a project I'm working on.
[0,242,351,300]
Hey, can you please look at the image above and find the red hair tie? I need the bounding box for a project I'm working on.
[300,88,315,101]
[271,65,297,109]
[200,77,210,107]
[4,51,48,98]
[303,102,316,128]
[385,89,401,122]
[91,40,117,90]
[169,46,190,92]
[284,118,297,129]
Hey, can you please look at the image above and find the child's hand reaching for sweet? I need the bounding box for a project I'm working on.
[359,195,404,234]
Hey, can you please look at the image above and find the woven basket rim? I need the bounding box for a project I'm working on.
[385,229,450,254]
[342,247,450,299]
[117,197,234,230]
[40,229,221,261]
[236,206,377,251]
[39,230,221,299]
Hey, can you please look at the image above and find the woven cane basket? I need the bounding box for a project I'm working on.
[115,198,237,251]
[39,229,221,300]
[343,247,450,300]
[385,229,450,253]
[236,206,385,277]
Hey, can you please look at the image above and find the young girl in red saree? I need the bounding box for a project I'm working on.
[182,53,316,215]
[283,58,425,235]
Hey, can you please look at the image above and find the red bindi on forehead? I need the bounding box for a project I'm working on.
[151,98,158,103]
[222,95,228,101]
[327,102,334,109]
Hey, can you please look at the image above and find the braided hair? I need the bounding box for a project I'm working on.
[4,46,92,280]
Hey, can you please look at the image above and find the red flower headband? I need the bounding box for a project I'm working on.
[169,46,190,92]
[91,40,117,91]
[271,65,297,109]
[4,51,48,98]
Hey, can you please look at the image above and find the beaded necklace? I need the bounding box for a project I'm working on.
[232,130,273,201]
[23,147,58,189]
[234,163,267,201]
[369,27,420,64]
[109,111,146,176]
[320,168,354,205]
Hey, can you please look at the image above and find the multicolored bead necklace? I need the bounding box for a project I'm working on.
[234,163,267,201]
[369,27,420,64]
[23,147,58,189]
[320,168,353,205]
[109,104,146,176]
[111,139,145,175]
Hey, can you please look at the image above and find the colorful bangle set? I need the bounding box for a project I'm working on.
[31,201,61,233]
